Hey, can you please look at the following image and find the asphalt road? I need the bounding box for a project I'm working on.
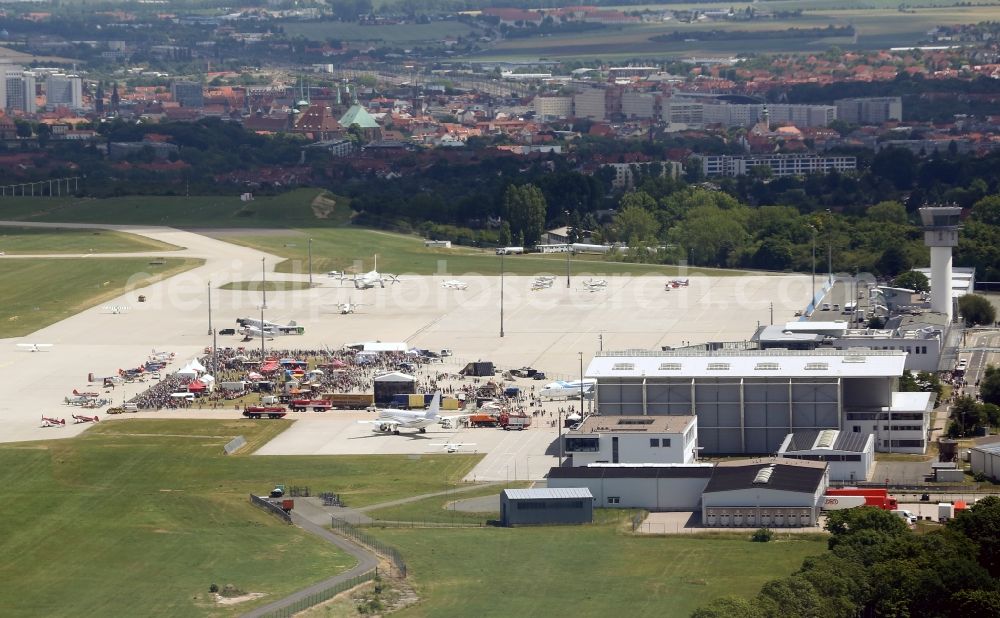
[240,511,379,618]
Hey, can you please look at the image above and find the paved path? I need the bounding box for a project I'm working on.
[320,482,506,525]
[241,512,379,618]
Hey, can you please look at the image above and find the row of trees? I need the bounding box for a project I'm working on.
[693,500,1000,617]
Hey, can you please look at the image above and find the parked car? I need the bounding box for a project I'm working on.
[219,328,236,335]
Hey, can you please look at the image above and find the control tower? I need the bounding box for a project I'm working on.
[919,206,962,321]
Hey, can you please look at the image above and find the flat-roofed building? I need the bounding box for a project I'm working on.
[548,463,714,511]
[843,391,932,454]
[564,415,698,466]
[777,429,874,482]
[573,88,606,120]
[835,97,902,125]
[587,349,925,454]
[698,154,856,177]
[532,95,572,120]
[500,488,593,526]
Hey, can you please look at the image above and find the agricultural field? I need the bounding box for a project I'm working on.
[0,226,179,255]
[471,5,1000,60]
[211,227,748,277]
[374,524,828,618]
[0,257,201,338]
[0,420,482,617]
[283,19,476,44]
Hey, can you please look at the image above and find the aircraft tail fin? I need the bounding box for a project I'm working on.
[288,320,296,327]
[425,392,441,419]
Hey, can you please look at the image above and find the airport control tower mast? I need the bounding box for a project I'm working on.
[919,205,962,321]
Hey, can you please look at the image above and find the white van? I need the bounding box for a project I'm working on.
[170,392,196,402]
[891,509,918,524]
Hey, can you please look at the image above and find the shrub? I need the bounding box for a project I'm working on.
[752,527,774,542]
[208,583,219,594]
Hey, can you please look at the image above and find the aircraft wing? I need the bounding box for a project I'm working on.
[357,419,401,427]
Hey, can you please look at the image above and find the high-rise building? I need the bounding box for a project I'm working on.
[572,88,606,120]
[170,80,204,108]
[45,74,83,110]
[4,69,36,113]
[835,97,902,125]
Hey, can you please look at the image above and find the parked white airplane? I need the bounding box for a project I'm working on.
[429,442,477,453]
[103,305,130,314]
[581,279,607,292]
[237,317,304,335]
[341,255,399,289]
[16,343,53,352]
[539,379,596,400]
[441,279,468,290]
[359,393,465,435]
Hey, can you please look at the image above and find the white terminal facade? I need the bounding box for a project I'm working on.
[564,415,698,466]
[586,349,931,455]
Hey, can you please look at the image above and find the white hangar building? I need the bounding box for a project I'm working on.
[586,349,926,455]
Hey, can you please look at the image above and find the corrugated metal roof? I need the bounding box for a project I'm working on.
[502,488,593,500]
[973,443,1000,455]
[587,349,906,379]
[704,461,825,494]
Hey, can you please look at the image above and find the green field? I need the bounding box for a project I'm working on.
[213,228,747,277]
[0,189,334,228]
[365,483,526,524]
[0,226,179,255]
[373,525,827,618]
[219,280,316,292]
[282,19,475,44]
[0,257,202,337]
[0,420,484,617]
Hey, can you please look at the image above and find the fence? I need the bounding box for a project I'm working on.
[249,494,291,524]
[253,572,375,618]
[354,519,488,529]
[331,517,408,578]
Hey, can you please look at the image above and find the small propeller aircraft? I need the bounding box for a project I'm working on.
[429,442,477,453]
[16,343,53,352]
[441,280,468,290]
[72,414,100,424]
[103,305,130,315]
[41,415,66,428]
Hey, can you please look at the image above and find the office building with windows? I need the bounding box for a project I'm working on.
[564,415,698,466]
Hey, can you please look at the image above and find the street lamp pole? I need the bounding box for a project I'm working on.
[579,351,585,415]
[566,247,571,288]
[308,238,313,287]
[207,280,213,336]
[810,225,816,306]
[260,304,265,359]
[261,257,267,309]
[500,251,505,338]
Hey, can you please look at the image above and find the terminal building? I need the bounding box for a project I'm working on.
[754,320,944,372]
[586,348,929,454]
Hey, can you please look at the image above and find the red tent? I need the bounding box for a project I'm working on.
[187,380,206,392]
[260,360,279,373]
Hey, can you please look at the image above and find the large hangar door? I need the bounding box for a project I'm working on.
[645,379,692,415]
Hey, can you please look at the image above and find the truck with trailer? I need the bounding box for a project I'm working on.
[468,413,500,428]
[288,399,334,412]
[319,393,375,409]
[825,487,898,510]
[495,246,524,255]
[243,406,288,419]
[500,413,531,430]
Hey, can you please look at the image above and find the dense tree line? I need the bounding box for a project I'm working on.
[693,501,1000,617]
